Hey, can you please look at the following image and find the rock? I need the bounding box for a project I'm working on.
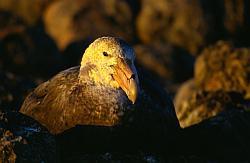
[136,0,207,55]
[174,79,196,127]
[58,151,163,162]
[0,0,52,25]
[180,105,250,160]
[134,43,194,86]
[0,11,26,41]
[56,125,171,162]
[0,71,36,112]
[0,110,56,162]
[0,14,62,78]
[175,87,249,128]
[195,41,250,98]
[222,0,250,46]
[175,41,250,128]
[43,0,135,50]
[174,79,250,160]
[137,0,250,56]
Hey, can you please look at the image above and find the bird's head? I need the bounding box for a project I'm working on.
[79,37,139,104]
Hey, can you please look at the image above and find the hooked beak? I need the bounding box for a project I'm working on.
[112,58,139,104]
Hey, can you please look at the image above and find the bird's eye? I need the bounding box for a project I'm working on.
[103,52,109,57]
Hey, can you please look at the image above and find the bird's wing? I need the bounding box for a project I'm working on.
[20,66,81,134]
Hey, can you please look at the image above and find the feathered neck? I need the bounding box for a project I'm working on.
[78,61,120,89]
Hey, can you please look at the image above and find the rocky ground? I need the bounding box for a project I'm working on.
[0,0,250,162]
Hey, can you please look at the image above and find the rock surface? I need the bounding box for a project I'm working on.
[176,88,249,128]
[175,41,250,128]
[181,106,250,160]
[43,0,135,50]
[195,41,250,98]
[0,71,36,112]
[136,0,206,55]
[0,0,52,25]
[0,110,56,162]
[134,44,194,85]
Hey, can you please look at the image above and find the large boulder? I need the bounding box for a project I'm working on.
[195,41,250,98]
[43,0,135,50]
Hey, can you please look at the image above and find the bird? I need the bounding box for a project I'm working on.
[20,36,180,136]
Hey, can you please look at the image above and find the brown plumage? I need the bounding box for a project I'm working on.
[20,37,179,135]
